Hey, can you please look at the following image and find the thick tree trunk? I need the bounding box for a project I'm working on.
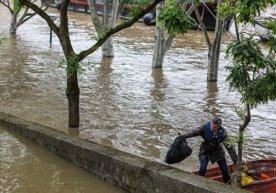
[207,41,221,81]
[62,47,80,127]
[88,0,119,58]
[58,2,80,128]
[10,13,18,33]
[152,1,195,69]
[207,19,224,81]
[102,37,114,57]
[152,1,175,68]
[152,14,165,68]
[193,0,224,82]
[66,71,80,127]
[152,2,165,68]
[101,0,113,57]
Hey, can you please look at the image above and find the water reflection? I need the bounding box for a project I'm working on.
[203,82,219,116]
[151,68,167,101]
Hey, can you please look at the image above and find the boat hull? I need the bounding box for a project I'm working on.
[189,3,233,31]
[193,158,276,193]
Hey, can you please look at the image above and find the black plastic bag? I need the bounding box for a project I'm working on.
[165,133,192,164]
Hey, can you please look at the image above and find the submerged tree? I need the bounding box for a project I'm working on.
[223,0,276,185]
[0,0,48,33]
[87,0,154,57]
[87,0,118,57]
[192,0,232,81]
[152,0,194,68]
[154,0,233,81]
[18,0,164,127]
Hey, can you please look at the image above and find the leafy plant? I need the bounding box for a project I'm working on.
[13,0,24,14]
[58,54,99,75]
[158,0,193,34]
[122,0,151,17]
[58,54,85,75]
[225,37,276,107]
[0,34,7,45]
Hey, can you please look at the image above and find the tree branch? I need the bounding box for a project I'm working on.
[59,0,70,34]
[19,0,59,34]
[78,0,164,61]
[192,0,211,50]
[0,0,13,13]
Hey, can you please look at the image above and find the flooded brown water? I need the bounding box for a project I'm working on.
[0,5,275,176]
[0,127,124,193]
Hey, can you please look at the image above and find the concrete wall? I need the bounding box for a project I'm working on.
[0,112,251,193]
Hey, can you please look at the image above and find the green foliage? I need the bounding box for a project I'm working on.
[58,54,85,75]
[58,54,98,75]
[88,27,112,41]
[120,0,151,6]
[224,131,250,146]
[218,0,237,19]
[13,0,24,14]
[267,35,276,55]
[122,0,151,17]
[265,19,276,34]
[219,0,275,23]
[225,37,276,107]
[220,0,276,57]
[265,19,276,54]
[233,105,246,119]
[244,72,276,105]
[88,32,100,41]
[236,0,275,23]
[158,0,193,34]
[0,35,7,45]
[99,27,112,39]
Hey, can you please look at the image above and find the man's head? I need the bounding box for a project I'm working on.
[211,117,222,132]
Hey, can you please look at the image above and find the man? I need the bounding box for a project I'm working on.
[183,117,238,183]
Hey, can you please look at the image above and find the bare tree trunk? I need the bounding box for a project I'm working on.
[193,0,226,82]
[3,0,47,34]
[88,0,119,57]
[206,0,224,82]
[152,2,165,68]
[152,1,176,68]
[59,0,80,128]
[102,0,120,57]
[102,37,114,57]
[66,71,80,128]
[152,1,197,68]
[10,13,18,33]
[207,21,224,81]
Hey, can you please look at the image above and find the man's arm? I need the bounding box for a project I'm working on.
[183,124,205,139]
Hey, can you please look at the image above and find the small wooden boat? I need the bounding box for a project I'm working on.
[192,158,276,193]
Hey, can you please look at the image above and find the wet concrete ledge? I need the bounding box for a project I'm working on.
[0,112,251,193]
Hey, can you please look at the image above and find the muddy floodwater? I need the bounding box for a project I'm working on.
[0,127,124,193]
[0,5,275,174]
